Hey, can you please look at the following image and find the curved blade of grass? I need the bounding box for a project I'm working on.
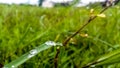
[96,48,120,62]
[95,48,120,66]
[84,48,120,67]
[17,24,30,46]
[96,52,120,66]
[29,27,51,43]
[3,41,62,68]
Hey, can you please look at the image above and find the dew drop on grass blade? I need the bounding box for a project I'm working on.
[3,41,62,68]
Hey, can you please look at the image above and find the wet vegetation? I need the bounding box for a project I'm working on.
[0,4,120,68]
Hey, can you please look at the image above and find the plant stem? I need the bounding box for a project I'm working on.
[54,5,111,68]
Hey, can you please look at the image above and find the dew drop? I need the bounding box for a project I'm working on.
[90,65,95,67]
[28,49,38,58]
[45,41,63,46]
[45,41,56,46]
[12,65,15,68]
[56,42,63,46]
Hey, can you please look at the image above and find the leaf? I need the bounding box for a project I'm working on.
[97,14,106,18]
[89,48,120,67]
[3,41,62,68]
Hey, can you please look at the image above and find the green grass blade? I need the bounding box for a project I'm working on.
[95,48,120,66]
[87,48,120,67]
[97,49,120,62]
[96,52,120,66]
[3,41,62,68]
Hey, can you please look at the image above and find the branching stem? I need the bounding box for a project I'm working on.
[54,5,112,68]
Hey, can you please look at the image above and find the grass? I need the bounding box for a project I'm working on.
[0,4,120,68]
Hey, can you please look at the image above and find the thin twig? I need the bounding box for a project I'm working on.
[63,6,109,46]
[54,47,60,68]
[54,5,112,68]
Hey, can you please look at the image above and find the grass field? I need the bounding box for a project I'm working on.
[0,4,120,68]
